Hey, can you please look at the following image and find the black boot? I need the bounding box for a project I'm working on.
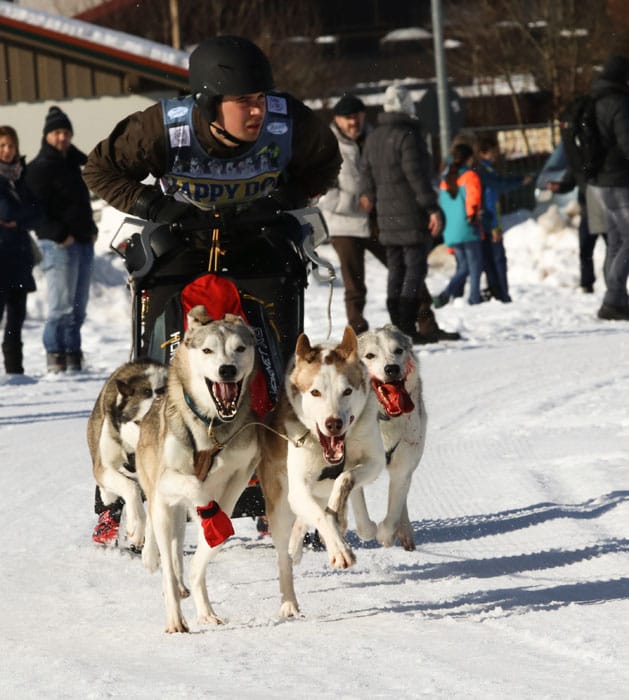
[398,297,423,342]
[2,341,24,374]
[386,298,402,329]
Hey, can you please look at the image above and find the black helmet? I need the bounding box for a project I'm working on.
[189,36,274,122]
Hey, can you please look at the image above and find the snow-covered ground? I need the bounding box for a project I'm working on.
[2,201,628,699]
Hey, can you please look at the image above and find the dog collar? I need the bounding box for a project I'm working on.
[184,392,223,428]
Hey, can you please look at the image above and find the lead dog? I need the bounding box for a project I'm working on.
[257,326,386,617]
[353,324,427,551]
[87,358,168,547]
[136,306,261,633]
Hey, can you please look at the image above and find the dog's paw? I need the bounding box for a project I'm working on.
[164,617,189,634]
[279,600,300,618]
[376,522,396,548]
[141,548,160,573]
[355,519,377,542]
[329,546,356,569]
[126,525,145,549]
[396,523,416,551]
[197,613,223,626]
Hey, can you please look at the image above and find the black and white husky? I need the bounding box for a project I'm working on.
[87,358,168,546]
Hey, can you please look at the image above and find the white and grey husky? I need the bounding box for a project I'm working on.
[354,324,427,551]
[136,306,262,633]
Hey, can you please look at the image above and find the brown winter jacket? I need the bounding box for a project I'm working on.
[83,94,341,214]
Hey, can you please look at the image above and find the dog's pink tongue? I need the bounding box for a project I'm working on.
[374,380,415,416]
[213,382,238,402]
[321,434,345,464]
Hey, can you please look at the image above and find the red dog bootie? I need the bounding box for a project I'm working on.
[196,501,234,547]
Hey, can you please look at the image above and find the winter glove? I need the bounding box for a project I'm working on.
[196,500,234,548]
[131,189,208,230]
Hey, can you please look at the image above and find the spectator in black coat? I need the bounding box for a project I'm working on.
[359,84,460,343]
[586,55,629,320]
[0,125,41,375]
[25,106,98,372]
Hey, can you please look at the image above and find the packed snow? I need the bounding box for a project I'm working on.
[2,198,628,699]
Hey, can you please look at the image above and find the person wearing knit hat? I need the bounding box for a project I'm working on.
[25,106,97,373]
[586,53,629,321]
[358,82,461,343]
[318,94,387,333]
[43,106,73,137]
[332,94,366,117]
[382,84,416,118]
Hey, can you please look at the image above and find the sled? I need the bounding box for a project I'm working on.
[110,205,333,518]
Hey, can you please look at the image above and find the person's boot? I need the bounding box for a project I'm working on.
[398,297,424,343]
[347,299,368,335]
[417,289,462,343]
[46,352,66,373]
[386,298,402,329]
[2,341,24,374]
[66,351,83,372]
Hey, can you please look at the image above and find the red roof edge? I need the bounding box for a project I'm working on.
[74,0,138,23]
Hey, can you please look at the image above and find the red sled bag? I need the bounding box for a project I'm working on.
[147,272,282,419]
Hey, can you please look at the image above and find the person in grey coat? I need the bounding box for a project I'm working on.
[586,54,629,320]
[359,84,460,343]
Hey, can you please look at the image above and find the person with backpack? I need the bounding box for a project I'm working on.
[547,153,607,295]
[579,55,629,320]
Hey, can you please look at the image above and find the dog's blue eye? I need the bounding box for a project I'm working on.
[343,387,352,396]
[310,389,321,397]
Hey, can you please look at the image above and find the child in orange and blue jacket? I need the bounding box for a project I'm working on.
[434,143,483,305]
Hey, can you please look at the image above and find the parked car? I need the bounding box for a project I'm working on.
[534,142,577,213]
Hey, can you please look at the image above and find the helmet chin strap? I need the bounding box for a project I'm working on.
[210,121,246,146]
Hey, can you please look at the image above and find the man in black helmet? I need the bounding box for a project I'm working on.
[84,37,341,537]
[84,35,340,221]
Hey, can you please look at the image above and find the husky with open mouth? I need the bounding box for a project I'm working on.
[257,326,386,617]
[353,324,427,551]
[135,306,261,633]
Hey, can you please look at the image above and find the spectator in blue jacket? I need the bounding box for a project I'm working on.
[476,137,532,303]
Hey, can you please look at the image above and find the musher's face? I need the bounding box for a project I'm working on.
[215,92,266,144]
